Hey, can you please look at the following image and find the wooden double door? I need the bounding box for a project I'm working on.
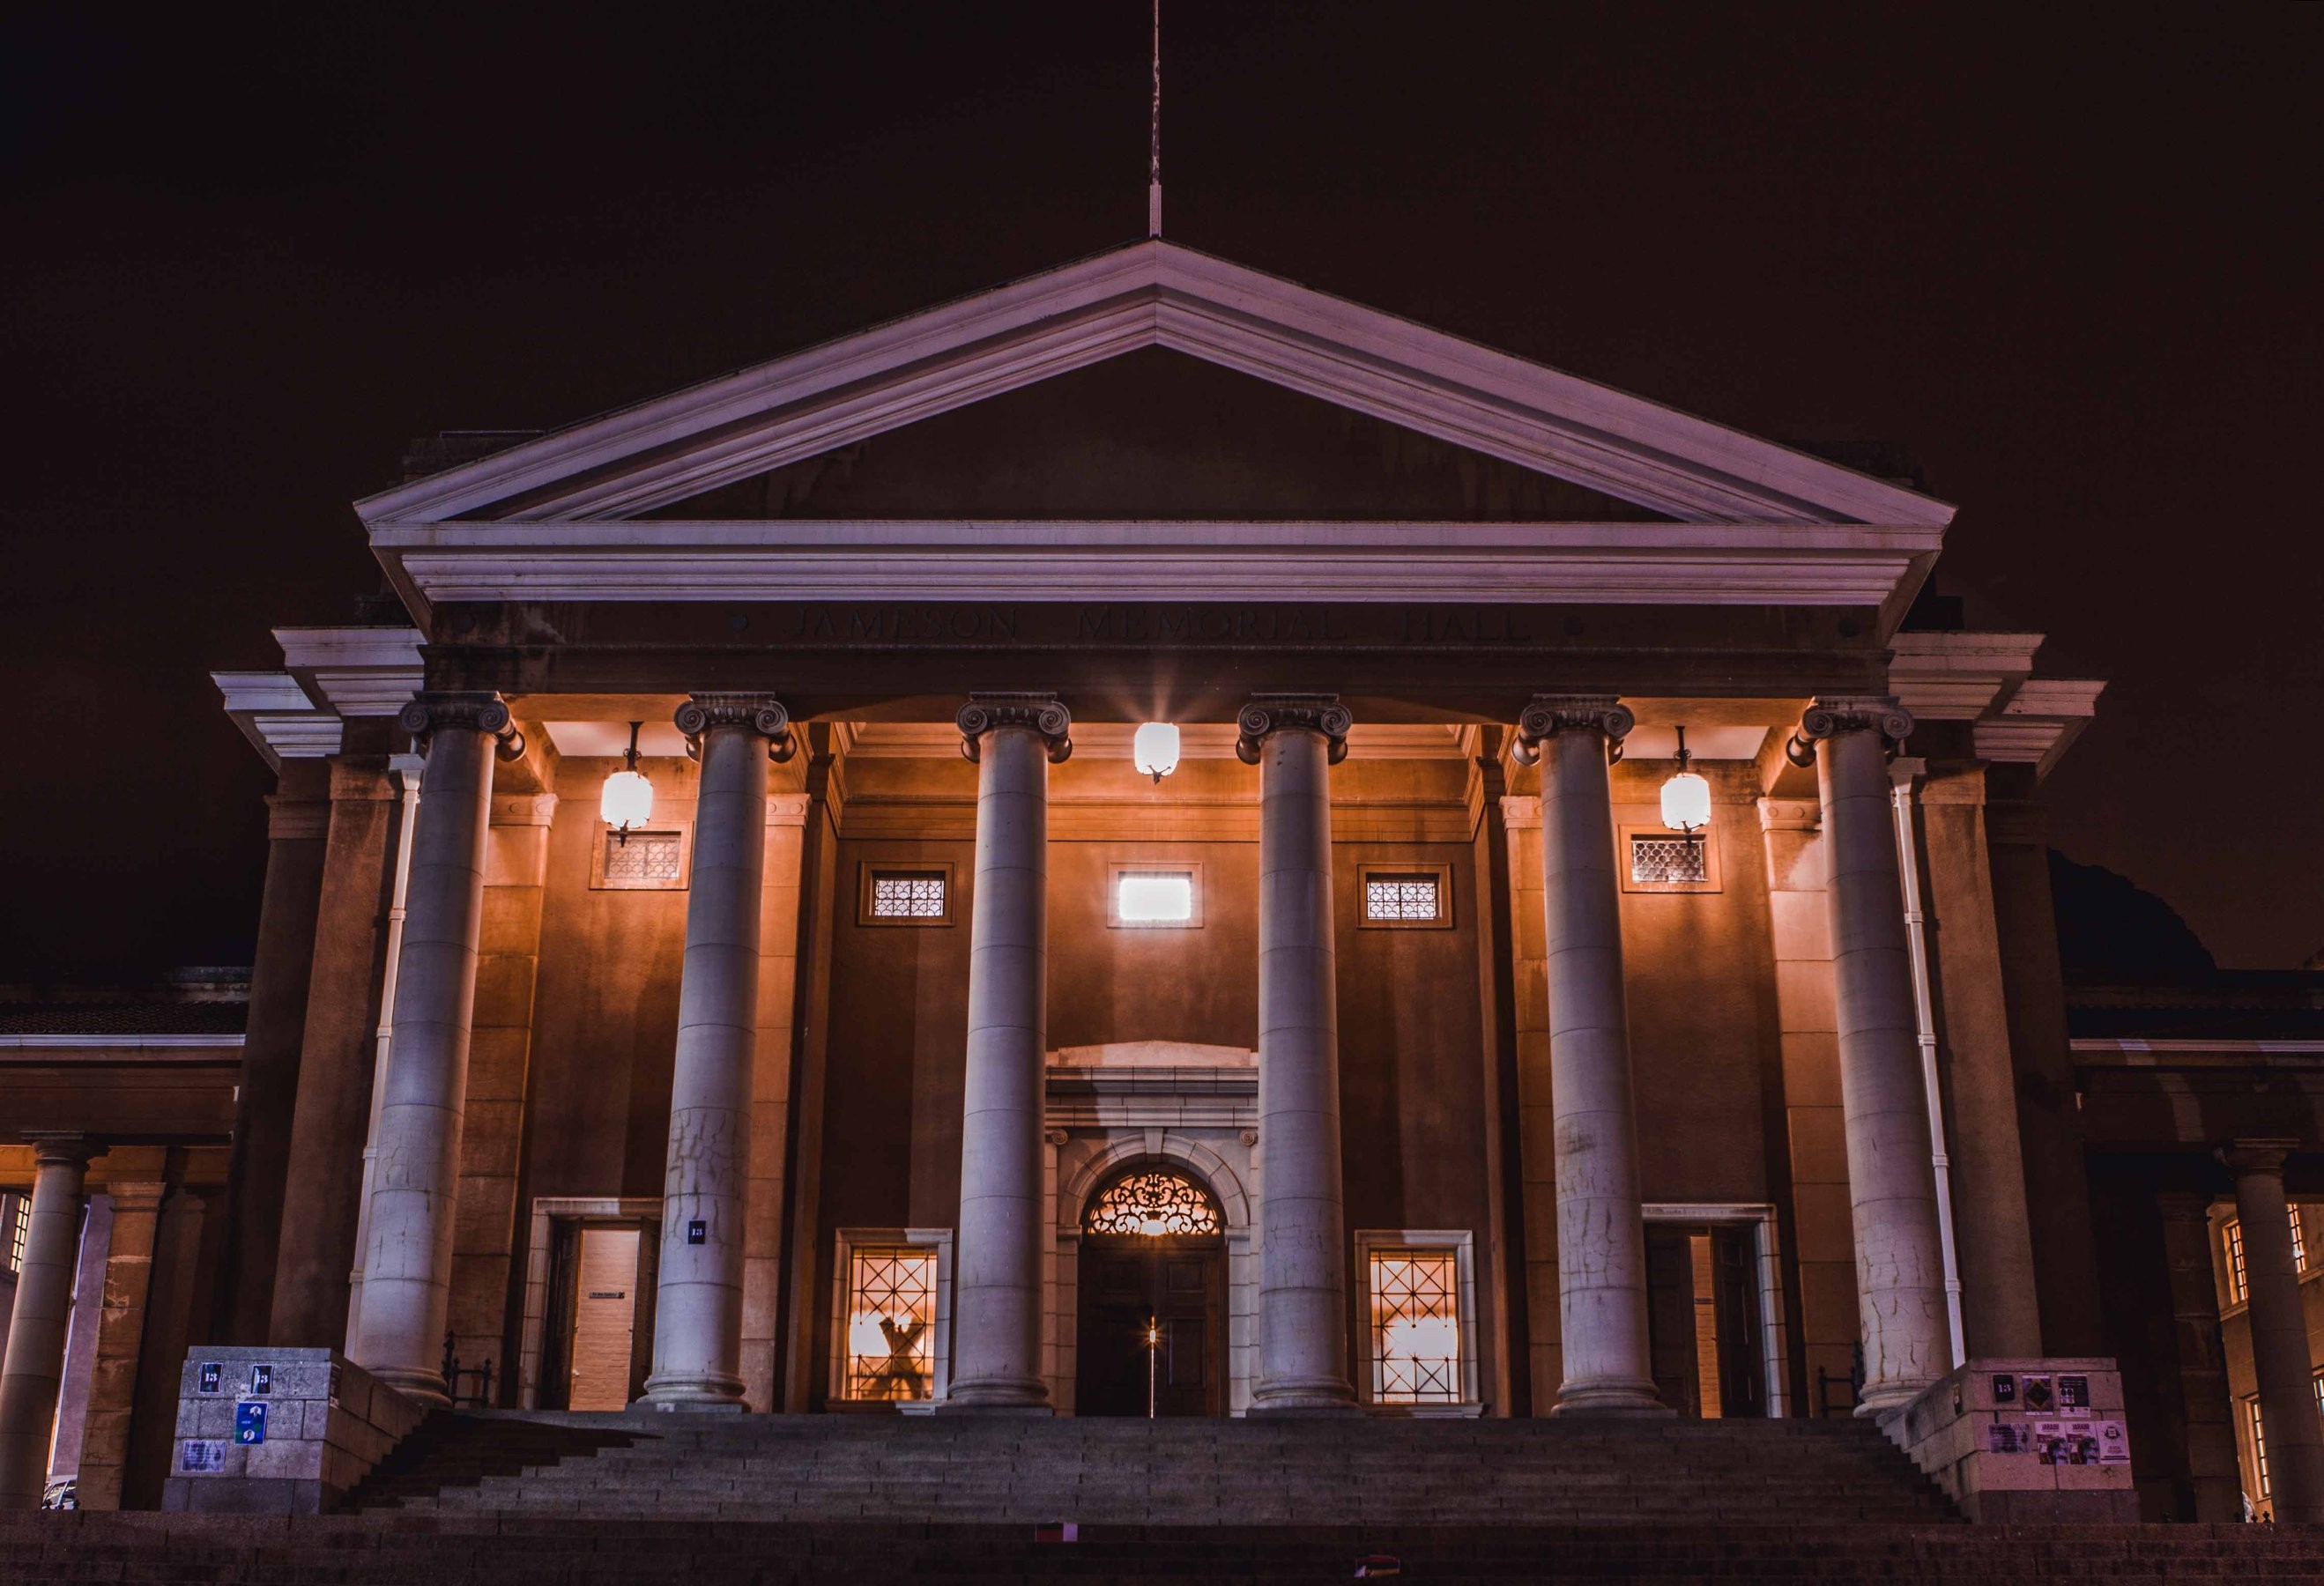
[1074,1235,1224,1417]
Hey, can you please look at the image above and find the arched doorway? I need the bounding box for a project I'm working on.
[1073,1165,1226,1417]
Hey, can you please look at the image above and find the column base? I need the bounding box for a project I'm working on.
[1550,1380,1673,1419]
[642,1369,748,1412]
[1250,1376,1361,1417]
[1854,1378,1939,1419]
[939,1377,1053,1414]
[364,1365,450,1410]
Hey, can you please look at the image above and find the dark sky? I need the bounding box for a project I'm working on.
[3,4,2316,975]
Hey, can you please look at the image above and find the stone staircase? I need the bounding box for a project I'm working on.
[8,1416,2319,1582]
[349,1410,1958,1527]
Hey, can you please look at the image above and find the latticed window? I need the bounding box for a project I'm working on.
[1083,1169,1221,1237]
[2224,1219,2248,1304]
[871,872,947,919]
[4,1197,23,1274]
[2292,1206,2308,1274]
[1370,1249,1460,1404]
[602,831,684,886]
[1364,876,1439,923]
[843,1248,937,1401]
[1630,834,1709,885]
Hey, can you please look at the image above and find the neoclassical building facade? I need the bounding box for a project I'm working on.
[26,239,2311,1523]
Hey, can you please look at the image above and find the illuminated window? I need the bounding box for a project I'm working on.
[1357,863,1452,929]
[1369,1249,1461,1404]
[603,831,683,886]
[2225,1219,2248,1305]
[860,863,954,926]
[1084,1169,1221,1237]
[2249,1397,2270,1500]
[4,1197,23,1274]
[1111,867,1198,927]
[843,1246,938,1402]
[2293,1206,2308,1275]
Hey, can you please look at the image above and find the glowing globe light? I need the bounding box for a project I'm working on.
[1132,721,1180,782]
[1660,724,1711,835]
[599,722,654,844]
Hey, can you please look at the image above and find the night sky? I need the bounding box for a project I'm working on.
[4,4,2316,975]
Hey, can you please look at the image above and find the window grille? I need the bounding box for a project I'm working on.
[870,873,947,919]
[601,831,684,886]
[2249,1397,2270,1500]
[2225,1219,2248,1305]
[1369,1249,1460,1404]
[2292,1206,2308,1275]
[1630,834,1709,885]
[4,1197,22,1274]
[1084,1170,1221,1237]
[1364,876,1440,923]
[843,1248,938,1401]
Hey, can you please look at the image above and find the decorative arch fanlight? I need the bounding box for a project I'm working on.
[1083,1166,1222,1238]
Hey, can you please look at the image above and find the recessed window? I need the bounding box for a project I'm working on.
[1355,1230,1479,1413]
[1109,863,1202,928]
[590,827,691,891]
[1357,863,1452,930]
[1631,834,1708,885]
[843,1246,938,1401]
[2249,1397,2270,1500]
[858,863,954,927]
[2224,1218,2248,1304]
[1620,826,1722,893]
[1370,1249,1460,1404]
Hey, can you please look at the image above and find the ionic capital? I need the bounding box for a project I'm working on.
[1785,694,1914,767]
[1235,694,1351,766]
[2219,1139,2299,1179]
[1509,694,1632,767]
[676,693,795,763]
[397,692,526,762]
[957,693,1073,764]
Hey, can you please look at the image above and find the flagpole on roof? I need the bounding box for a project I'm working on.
[1148,0,1163,237]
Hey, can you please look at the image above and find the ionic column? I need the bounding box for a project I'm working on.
[0,1135,93,1510]
[352,693,519,1404]
[1239,694,1357,1413]
[1513,696,1665,1417]
[945,693,1071,1412]
[644,694,792,1410]
[2224,1142,2324,1522]
[1788,697,1949,1413]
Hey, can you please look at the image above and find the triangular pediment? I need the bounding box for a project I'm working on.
[640,349,1671,522]
[356,240,1952,531]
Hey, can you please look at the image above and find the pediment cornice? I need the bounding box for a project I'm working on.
[356,241,1954,533]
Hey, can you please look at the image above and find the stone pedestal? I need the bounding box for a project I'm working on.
[1517,696,1664,1418]
[944,694,1071,1412]
[351,693,517,1405]
[1241,694,1358,1414]
[645,695,790,1411]
[161,1347,424,1515]
[0,1137,92,1509]
[2224,1141,2324,1523]
[1882,1357,2137,1522]
[1793,698,1950,1414]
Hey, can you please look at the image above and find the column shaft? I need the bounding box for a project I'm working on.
[351,696,506,1403]
[2227,1145,2324,1522]
[1801,701,1950,1412]
[1526,700,1663,1417]
[946,703,1060,1411]
[0,1142,91,1509]
[646,700,783,1409]
[72,1162,166,1512]
[1249,706,1356,1412]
